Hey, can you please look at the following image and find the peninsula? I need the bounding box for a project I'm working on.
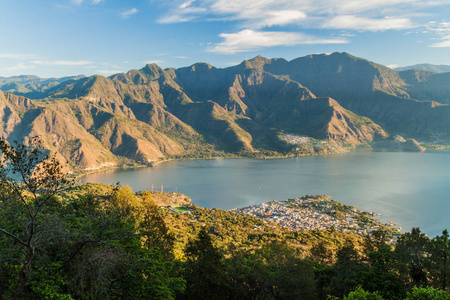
[232,195,401,236]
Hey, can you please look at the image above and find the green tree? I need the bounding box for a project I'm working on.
[327,241,366,298]
[363,245,403,299]
[311,241,333,265]
[183,226,228,299]
[362,229,404,299]
[343,286,384,300]
[62,188,184,299]
[0,139,184,299]
[430,230,450,290]
[224,254,274,299]
[139,191,175,259]
[224,243,316,300]
[394,227,431,288]
[0,137,73,298]
[405,286,450,300]
[254,242,317,300]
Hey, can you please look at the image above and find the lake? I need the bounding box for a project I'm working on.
[80,150,450,237]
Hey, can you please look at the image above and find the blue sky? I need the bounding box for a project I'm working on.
[1,0,450,77]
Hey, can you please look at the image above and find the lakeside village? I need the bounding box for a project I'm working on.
[230,195,401,237]
[159,188,403,238]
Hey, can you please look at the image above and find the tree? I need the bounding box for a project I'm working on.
[343,286,384,300]
[62,186,183,299]
[311,241,333,265]
[327,240,366,298]
[224,254,274,299]
[363,245,403,299]
[0,137,73,297]
[430,229,450,290]
[139,191,175,259]
[183,226,228,299]
[394,227,431,288]
[405,286,450,300]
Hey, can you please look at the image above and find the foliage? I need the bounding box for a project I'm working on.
[0,139,183,299]
[405,286,450,300]
[0,137,73,297]
[429,229,450,290]
[183,226,228,299]
[1,138,450,299]
[344,286,385,300]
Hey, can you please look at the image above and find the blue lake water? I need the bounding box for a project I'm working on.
[80,150,450,237]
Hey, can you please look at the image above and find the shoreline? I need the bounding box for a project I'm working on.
[74,148,450,237]
[74,144,448,180]
[74,145,356,180]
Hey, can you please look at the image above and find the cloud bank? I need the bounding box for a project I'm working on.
[208,29,347,54]
[156,0,449,52]
[428,21,450,47]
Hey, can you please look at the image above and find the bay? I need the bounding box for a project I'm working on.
[80,151,450,237]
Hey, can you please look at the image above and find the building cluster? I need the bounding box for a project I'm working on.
[430,130,449,143]
[232,197,394,234]
[278,133,311,145]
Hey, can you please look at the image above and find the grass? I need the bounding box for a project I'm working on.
[172,206,191,212]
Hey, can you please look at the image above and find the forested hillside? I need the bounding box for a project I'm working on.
[0,139,448,299]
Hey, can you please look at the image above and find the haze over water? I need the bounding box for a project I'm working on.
[81,151,450,237]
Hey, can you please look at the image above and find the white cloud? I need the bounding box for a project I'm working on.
[142,60,164,65]
[84,65,99,69]
[158,14,195,24]
[324,15,414,31]
[98,70,123,75]
[225,61,241,66]
[102,62,122,69]
[92,0,103,4]
[156,0,441,30]
[430,40,450,47]
[154,0,450,45]
[208,29,347,54]
[426,20,450,47]
[121,8,138,18]
[0,53,38,59]
[257,10,307,28]
[6,63,36,71]
[326,0,413,14]
[387,64,399,69]
[158,5,206,24]
[180,0,195,9]
[33,60,93,66]
[72,0,83,5]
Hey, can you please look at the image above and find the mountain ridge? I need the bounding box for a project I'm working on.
[396,63,450,73]
[0,52,448,171]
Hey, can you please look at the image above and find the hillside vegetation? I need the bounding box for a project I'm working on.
[0,139,449,299]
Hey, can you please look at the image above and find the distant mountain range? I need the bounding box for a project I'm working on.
[0,75,85,98]
[0,52,449,171]
[396,63,450,73]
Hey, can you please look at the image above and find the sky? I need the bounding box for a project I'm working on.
[1,0,450,77]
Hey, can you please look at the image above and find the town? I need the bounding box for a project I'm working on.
[232,195,400,235]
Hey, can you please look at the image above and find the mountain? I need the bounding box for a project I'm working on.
[0,74,85,98]
[396,63,450,73]
[1,52,449,171]
[245,52,450,140]
[399,70,450,104]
